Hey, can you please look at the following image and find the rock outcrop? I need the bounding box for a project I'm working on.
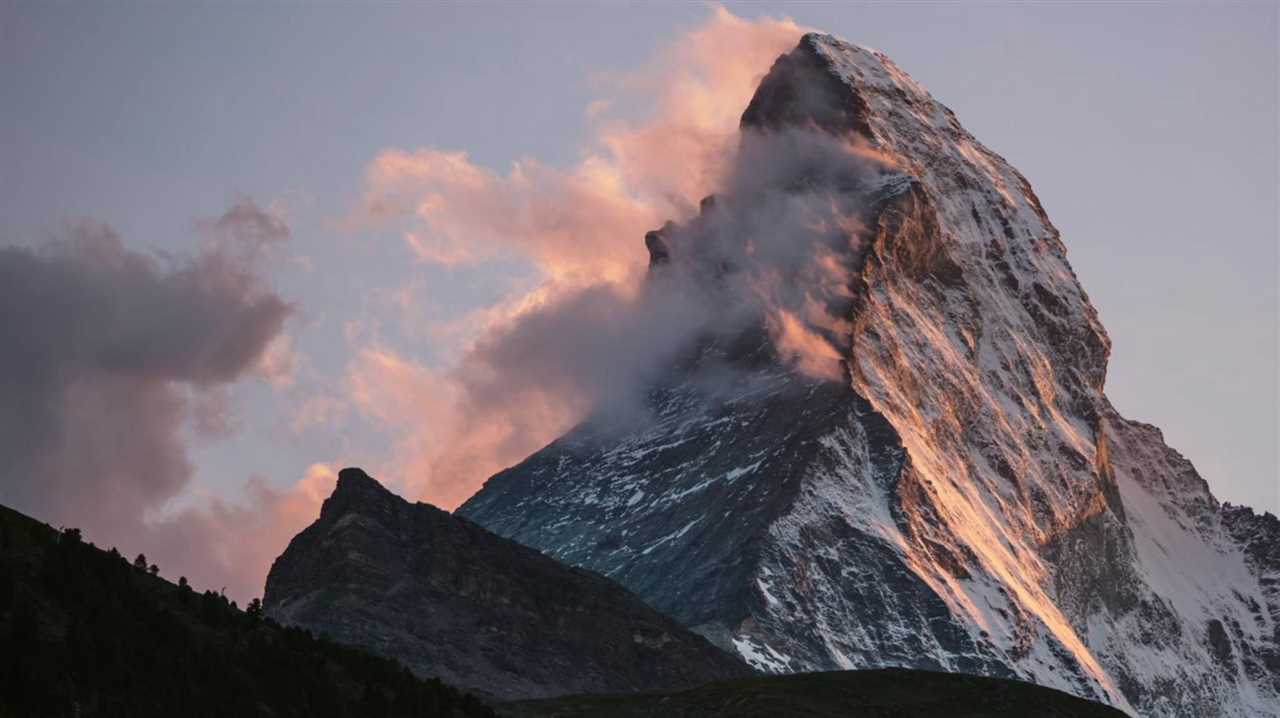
[263,468,750,700]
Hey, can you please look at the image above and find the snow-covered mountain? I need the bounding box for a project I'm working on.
[458,33,1280,717]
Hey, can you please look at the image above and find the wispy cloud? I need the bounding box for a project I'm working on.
[345,8,811,508]
[0,200,328,601]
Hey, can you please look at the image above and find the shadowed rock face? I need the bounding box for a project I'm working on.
[458,33,1280,718]
[263,468,750,700]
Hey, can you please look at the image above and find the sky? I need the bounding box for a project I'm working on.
[1,2,1276,602]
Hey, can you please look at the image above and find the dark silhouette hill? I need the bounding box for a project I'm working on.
[0,502,495,718]
[501,667,1129,718]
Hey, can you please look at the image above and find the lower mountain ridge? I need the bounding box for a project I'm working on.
[263,468,751,700]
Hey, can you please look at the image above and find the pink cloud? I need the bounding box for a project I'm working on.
[359,7,805,287]
[143,464,338,602]
[347,8,808,509]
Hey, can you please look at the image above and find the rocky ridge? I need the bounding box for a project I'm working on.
[263,468,750,700]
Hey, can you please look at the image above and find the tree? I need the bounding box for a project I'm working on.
[148,564,159,576]
[60,527,82,545]
[178,576,189,590]
[246,598,263,619]
[133,554,147,571]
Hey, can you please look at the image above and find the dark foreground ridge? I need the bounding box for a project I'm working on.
[263,468,751,701]
[502,668,1129,718]
[0,502,494,718]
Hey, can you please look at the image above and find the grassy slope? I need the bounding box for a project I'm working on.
[0,503,495,718]
[502,667,1129,718]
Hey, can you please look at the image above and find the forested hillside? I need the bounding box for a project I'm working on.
[0,503,495,718]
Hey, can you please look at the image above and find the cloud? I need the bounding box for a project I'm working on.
[255,333,303,389]
[0,201,319,602]
[144,464,338,601]
[347,273,734,508]
[587,6,815,215]
[197,197,292,251]
[343,10,900,508]
[359,6,806,287]
[362,148,658,284]
[343,9,809,507]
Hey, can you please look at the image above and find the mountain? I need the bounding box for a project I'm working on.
[503,668,1129,718]
[457,33,1280,717]
[262,468,751,701]
[0,502,495,718]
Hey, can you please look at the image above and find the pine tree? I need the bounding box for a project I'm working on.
[133,553,147,571]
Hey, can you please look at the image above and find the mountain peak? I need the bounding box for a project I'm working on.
[319,466,399,520]
[335,465,386,493]
[740,33,875,138]
[459,33,1279,718]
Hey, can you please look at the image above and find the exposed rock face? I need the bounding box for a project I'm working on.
[263,468,750,700]
[458,33,1280,717]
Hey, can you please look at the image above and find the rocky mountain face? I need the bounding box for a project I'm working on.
[458,33,1280,717]
[263,468,750,700]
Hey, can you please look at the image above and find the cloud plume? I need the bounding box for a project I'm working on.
[0,200,323,601]
[360,7,807,286]
[347,10,901,508]
[347,9,805,505]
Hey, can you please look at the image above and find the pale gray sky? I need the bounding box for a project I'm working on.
[2,1,1276,550]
